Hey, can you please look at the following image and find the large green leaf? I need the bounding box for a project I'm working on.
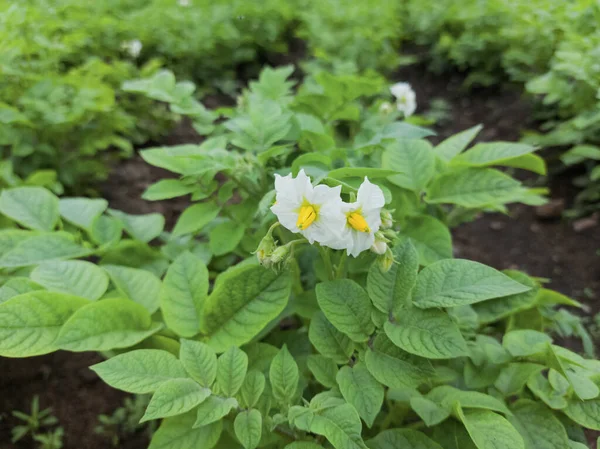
[509,400,570,449]
[142,179,196,201]
[337,363,384,428]
[412,259,531,308]
[240,370,266,408]
[452,142,537,167]
[179,339,217,387]
[0,187,59,231]
[0,277,43,304]
[217,346,248,397]
[90,215,123,246]
[142,378,211,422]
[383,139,435,191]
[495,363,545,396]
[31,260,109,301]
[399,216,452,266]
[367,240,418,316]
[0,291,88,357]
[458,408,525,449]
[503,330,552,357]
[234,409,262,449]
[307,355,338,389]
[104,265,161,314]
[0,232,93,268]
[202,265,291,352]
[434,125,482,162]
[91,349,188,394]
[59,197,108,230]
[563,398,600,430]
[316,279,374,342]
[364,334,434,389]
[426,168,525,208]
[149,410,221,449]
[309,311,355,364]
[410,396,450,426]
[209,220,246,256]
[298,404,368,449]
[108,209,164,243]
[160,252,208,337]
[427,386,510,415]
[384,307,468,359]
[270,345,299,406]
[193,395,239,428]
[56,298,162,351]
[172,202,220,236]
[367,429,443,449]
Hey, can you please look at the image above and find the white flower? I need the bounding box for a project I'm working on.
[390,82,417,117]
[271,170,345,245]
[122,40,142,58]
[371,239,388,255]
[328,178,386,257]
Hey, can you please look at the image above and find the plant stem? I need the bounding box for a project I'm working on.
[335,251,348,279]
[319,246,334,280]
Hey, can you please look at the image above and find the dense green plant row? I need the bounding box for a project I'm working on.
[1,67,598,449]
[403,0,600,215]
[0,0,402,191]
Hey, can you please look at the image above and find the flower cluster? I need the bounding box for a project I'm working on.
[270,170,388,257]
[390,82,417,117]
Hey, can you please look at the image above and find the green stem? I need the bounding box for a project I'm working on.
[319,245,335,280]
[335,251,348,279]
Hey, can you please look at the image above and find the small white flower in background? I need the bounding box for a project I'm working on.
[271,169,345,245]
[122,40,142,58]
[328,178,386,257]
[390,82,417,117]
[178,0,191,6]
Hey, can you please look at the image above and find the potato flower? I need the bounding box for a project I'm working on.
[329,178,386,257]
[271,170,345,245]
[390,82,417,117]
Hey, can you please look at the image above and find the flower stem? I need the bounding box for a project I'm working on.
[319,246,335,280]
[335,251,348,279]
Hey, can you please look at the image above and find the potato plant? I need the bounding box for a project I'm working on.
[0,67,598,449]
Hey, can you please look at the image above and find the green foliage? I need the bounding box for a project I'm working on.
[10,396,59,444]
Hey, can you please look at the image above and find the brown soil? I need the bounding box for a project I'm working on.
[1,63,599,449]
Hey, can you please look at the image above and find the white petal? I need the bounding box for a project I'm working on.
[364,208,382,233]
[390,82,412,99]
[271,202,299,233]
[347,229,375,258]
[357,178,385,211]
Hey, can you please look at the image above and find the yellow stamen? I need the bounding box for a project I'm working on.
[297,205,317,230]
[347,211,370,233]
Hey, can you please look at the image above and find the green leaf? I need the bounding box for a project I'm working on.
[426,168,525,208]
[307,354,338,388]
[500,153,547,175]
[90,349,188,394]
[0,277,43,304]
[173,202,221,236]
[547,345,599,400]
[0,291,89,357]
[399,216,452,266]
[160,252,208,337]
[526,372,568,410]
[410,396,450,427]
[495,363,545,396]
[56,298,162,352]
[0,232,93,268]
[104,265,161,314]
[302,404,367,449]
[59,198,107,230]
[564,398,600,430]
[508,400,570,449]
[234,409,262,449]
[142,179,195,201]
[434,125,482,162]
[240,370,266,408]
[458,408,525,449]
[364,334,434,389]
[328,168,400,179]
[384,307,468,359]
[149,410,221,449]
[209,220,246,256]
[270,344,299,406]
[337,363,384,427]
[367,428,443,449]
[108,209,165,243]
[202,265,291,352]
[0,187,59,231]
[31,260,109,301]
[90,215,123,246]
[383,139,435,191]
[309,311,355,364]
[142,378,211,422]
[193,395,239,428]
[412,259,531,308]
[217,346,248,397]
[179,339,217,387]
[503,330,552,357]
[431,419,477,449]
[316,279,374,342]
[367,239,418,316]
[284,443,323,449]
[453,142,537,167]
[427,386,510,415]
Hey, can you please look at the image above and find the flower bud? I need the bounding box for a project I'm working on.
[378,247,395,272]
[269,245,289,265]
[370,239,388,255]
[380,209,393,230]
[254,229,277,267]
[379,101,394,115]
